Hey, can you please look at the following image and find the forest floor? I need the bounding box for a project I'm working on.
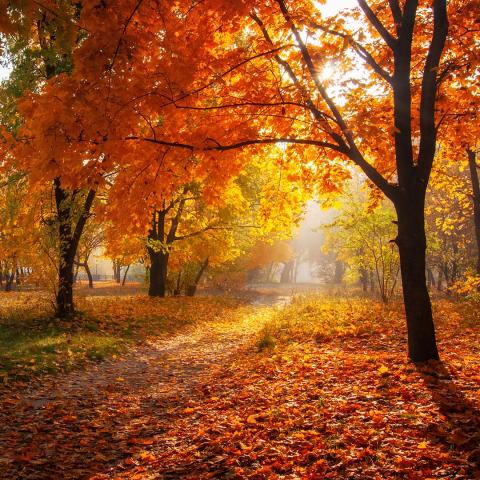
[0,287,479,479]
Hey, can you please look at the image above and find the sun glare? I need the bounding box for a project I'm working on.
[321,0,358,16]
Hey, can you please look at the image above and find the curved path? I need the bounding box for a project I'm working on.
[0,303,273,479]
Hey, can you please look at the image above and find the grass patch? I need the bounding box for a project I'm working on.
[0,316,128,383]
[0,292,246,384]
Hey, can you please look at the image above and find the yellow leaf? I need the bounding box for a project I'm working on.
[417,441,428,449]
[246,414,258,424]
[378,365,389,375]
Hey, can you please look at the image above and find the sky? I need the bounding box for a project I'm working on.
[322,0,358,16]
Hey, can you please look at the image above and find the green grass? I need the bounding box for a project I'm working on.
[0,292,246,385]
[0,316,128,383]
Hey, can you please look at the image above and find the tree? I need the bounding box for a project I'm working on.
[3,0,478,360]
[426,156,475,290]
[323,187,400,303]
[104,231,145,286]
[74,219,104,288]
[133,0,475,361]
[0,1,99,317]
[467,148,480,274]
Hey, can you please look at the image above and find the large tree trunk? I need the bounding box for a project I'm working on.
[467,149,480,274]
[54,179,96,318]
[55,180,75,318]
[396,198,439,362]
[148,250,169,297]
[57,260,75,316]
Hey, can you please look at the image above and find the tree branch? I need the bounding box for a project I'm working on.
[311,21,393,86]
[357,0,397,49]
[417,0,449,181]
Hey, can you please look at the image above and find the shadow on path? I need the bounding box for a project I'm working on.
[417,362,480,471]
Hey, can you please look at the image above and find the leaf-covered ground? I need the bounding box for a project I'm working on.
[0,291,479,479]
[0,285,248,382]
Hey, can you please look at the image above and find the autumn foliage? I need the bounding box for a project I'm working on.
[0,1,479,478]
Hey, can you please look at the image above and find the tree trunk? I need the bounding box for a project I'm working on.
[427,267,435,289]
[122,265,130,286]
[359,268,368,292]
[280,260,294,283]
[54,179,96,318]
[55,180,75,318]
[333,260,345,284]
[187,257,209,297]
[148,250,169,297]
[74,257,80,283]
[369,269,375,293]
[84,262,93,288]
[467,149,480,274]
[395,199,439,362]
[436,267,443,291]
[57,260,74,316]
[4,271,14,292]
[113,260,121,283]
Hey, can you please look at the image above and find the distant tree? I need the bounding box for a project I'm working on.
[323,189,400,303]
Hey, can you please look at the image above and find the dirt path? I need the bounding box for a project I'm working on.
[0,303,274,479]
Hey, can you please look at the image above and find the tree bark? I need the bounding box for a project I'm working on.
[113,260,121,283]
[84,262,93,288]
[55,179,75,318]
[122,265,130,286]
[395,197,439,362]
[148,250,169,297]
[54,179,96,318]
[467,149,480,274]
[187,257,209,296]
[4,271,14,292]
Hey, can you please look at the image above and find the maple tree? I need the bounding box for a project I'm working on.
[0,0,478,360]
[0,4,479,477]
[132,0,475,362]
[0,3,99,317]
